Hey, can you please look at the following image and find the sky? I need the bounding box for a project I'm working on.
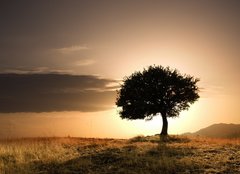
[0,0,239,139]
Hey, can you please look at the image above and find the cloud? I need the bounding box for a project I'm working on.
[55,45,90,54]
[0,67,74,74]
[0,73,118,113]
[198,81,226,98]
[74,59,95,66]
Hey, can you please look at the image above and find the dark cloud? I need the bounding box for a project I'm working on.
[0,73,118,113]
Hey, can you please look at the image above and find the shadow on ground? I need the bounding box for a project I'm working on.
[29,137,201,174]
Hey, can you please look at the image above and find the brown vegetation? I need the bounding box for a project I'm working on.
[0,135,239,173]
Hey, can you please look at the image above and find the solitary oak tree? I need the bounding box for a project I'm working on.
[116,65,200,137]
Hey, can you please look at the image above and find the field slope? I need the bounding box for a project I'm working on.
[0,135,239,174]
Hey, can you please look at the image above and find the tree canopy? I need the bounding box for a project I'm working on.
[116,65,200,135]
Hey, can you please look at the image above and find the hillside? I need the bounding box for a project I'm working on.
[188,123,240,138]
[0,136,239,174]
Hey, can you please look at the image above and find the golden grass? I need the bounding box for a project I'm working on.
[0,135,239,174]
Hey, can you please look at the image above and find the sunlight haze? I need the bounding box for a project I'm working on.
[0,0,239,138]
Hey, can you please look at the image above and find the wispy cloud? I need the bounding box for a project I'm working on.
[199,83,226,98]
[55,45,90,54]
[0,67,73,74]
[74,59,95,66]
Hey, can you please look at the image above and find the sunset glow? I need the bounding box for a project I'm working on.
[0,0,239,139]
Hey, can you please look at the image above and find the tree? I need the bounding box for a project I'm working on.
[116,65,200,137]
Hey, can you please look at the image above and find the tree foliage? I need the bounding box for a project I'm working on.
[116,65,200,121]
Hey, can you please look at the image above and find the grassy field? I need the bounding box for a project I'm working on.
[0,135,239,174]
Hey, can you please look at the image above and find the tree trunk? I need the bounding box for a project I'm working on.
[160,113,168,136]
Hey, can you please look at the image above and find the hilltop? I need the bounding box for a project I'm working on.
[184,123,240,138]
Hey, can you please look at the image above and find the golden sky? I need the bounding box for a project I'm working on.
[0,0,239,138]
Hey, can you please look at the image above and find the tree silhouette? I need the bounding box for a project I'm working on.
[116,65,200,137]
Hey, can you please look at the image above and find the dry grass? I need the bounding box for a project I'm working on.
[0,135,239,174]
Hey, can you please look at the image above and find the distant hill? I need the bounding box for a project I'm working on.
[184,123,240,138]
